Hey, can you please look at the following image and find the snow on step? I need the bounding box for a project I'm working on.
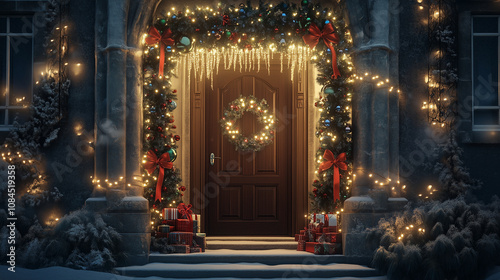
[115,262,380,279]
[208,240,297,250]
[149,249,371,265]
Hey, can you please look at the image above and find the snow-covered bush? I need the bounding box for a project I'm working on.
[18,209,123,271]
[368,198,500,280]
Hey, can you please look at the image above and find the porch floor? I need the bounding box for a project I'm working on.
[206,236,297,250]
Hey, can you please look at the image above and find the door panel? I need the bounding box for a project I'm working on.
[206,64,291,235]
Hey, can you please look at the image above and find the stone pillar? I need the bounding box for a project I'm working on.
[342,0,407,257]
[86,0,158,266]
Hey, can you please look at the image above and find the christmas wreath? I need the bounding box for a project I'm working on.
[220,95,276,152]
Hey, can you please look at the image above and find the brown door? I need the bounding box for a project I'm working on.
[206,64,292,236]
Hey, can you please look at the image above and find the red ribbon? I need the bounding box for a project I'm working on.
[318,150,347,202]
[145,27,175,77]
[178,203,193,221]
[143,150,173,202]
[302,23,341,79]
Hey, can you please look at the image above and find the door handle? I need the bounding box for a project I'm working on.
[209,153,221,166]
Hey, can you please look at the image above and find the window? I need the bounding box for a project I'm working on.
[472,15,500,131]
[0,16,33,129]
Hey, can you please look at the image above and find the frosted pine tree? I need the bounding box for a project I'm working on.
[434,130,480,200]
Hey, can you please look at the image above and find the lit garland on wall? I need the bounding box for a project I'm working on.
[420,0,457,127]
[0,0,70,226]
[143,0,354,220]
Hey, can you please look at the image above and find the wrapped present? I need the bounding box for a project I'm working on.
[162,219,176,227]
[190,247,202,253]
[300,229,307,235]
[295,234,300,241]
[297,240,306,251]
[178,203,193,220]
[322,243,336,255]
[169,232,193,245]
[193,220,198,233]
[171,244,190,254]
[163,208,178,220]
[192,213,201,233]
[194,233,206,252]
[176,219,194,232]
[310,213,337,226]
[155,232,169,239]
[158,225,171,233]
[305,242,324,255]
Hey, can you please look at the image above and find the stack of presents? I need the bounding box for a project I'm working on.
[154,203,207,253]
[295,213,342,255]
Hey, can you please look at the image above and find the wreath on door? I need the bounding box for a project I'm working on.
[220,95,277,152]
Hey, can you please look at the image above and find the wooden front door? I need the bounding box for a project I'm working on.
[205,65,292,235]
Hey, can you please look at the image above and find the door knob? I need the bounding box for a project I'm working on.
[209,153,221,166]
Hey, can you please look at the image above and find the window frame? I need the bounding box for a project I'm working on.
[0,15,34,131]
[471,15,500,131]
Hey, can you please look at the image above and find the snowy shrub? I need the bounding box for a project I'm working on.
[18,209,123,271]
[367,198,500,280]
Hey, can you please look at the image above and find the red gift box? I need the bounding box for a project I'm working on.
[176,219,194,232]
[305,242,324,255]
[323,243,336,255]
[169,232,193,245]
[295,234,300,241]
[171,245,190,254]
[297,240,306,251]
[298,234,308,241]
[163,220,176,227]
[300,229,307,235]
[162,208,178,220]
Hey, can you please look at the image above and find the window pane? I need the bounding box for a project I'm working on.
[473,36,498,106]
[9,17,33,33]
[0,36,6,106]
[0,110,5,125]
[473,17,498,33]
[10,36,32,106]
[474,109,499,125]
[0,17,6,33]
[8,108,30,125]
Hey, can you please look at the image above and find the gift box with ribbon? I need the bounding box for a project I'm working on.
[190,247,202,253]
[169,232,193,245]
[162,208,178,220]
[310,213,337,226]
[176,219,193,232]
[305,242,324,255]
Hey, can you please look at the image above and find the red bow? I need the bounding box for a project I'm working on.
[318,150,347,202]
[178,203,193,221]
[145,27,175,77]
[144,150,173,202]
[302,23,341,79]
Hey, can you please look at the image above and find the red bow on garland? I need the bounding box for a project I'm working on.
[318,150,347,202]
[178,203,193,221]
[145,27,175,77]
[302,23,341,79]
[143,150,174,202]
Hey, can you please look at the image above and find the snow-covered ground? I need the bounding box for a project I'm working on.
[0,265,387,280]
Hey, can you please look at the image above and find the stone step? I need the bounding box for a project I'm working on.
[208,240,297,250]
[115,262,380,278]
[149,249,371,266]
[207,236,295,242]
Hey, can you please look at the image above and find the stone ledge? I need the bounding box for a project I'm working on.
[102,212,150,233]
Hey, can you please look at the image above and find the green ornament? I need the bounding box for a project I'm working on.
[176,36,192,52]
[324,87,334,95]
[160,19,166,25]
[301,0,309,5]
[167,148,177,162]
[306,17,311,21]
[226,31,232,37]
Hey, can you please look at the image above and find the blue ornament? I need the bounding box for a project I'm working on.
[240,8,245,13]
[172,15,176,19]
[166,45,172,52]
[324,119,331,127]
[325,20,330,24]
[345,126,351,133]
[170,100,177,110]
[336,106,341,111]
[282,13,286,17]
[211,31,215,34]
[324,87,335,95]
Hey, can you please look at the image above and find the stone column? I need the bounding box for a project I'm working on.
[342,0,407,257]
[86,0,157,266]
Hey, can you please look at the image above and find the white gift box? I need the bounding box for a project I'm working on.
[310,213,337,226]
[192,213,201,233]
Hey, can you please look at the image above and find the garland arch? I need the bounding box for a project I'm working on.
[142,0,354,227]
